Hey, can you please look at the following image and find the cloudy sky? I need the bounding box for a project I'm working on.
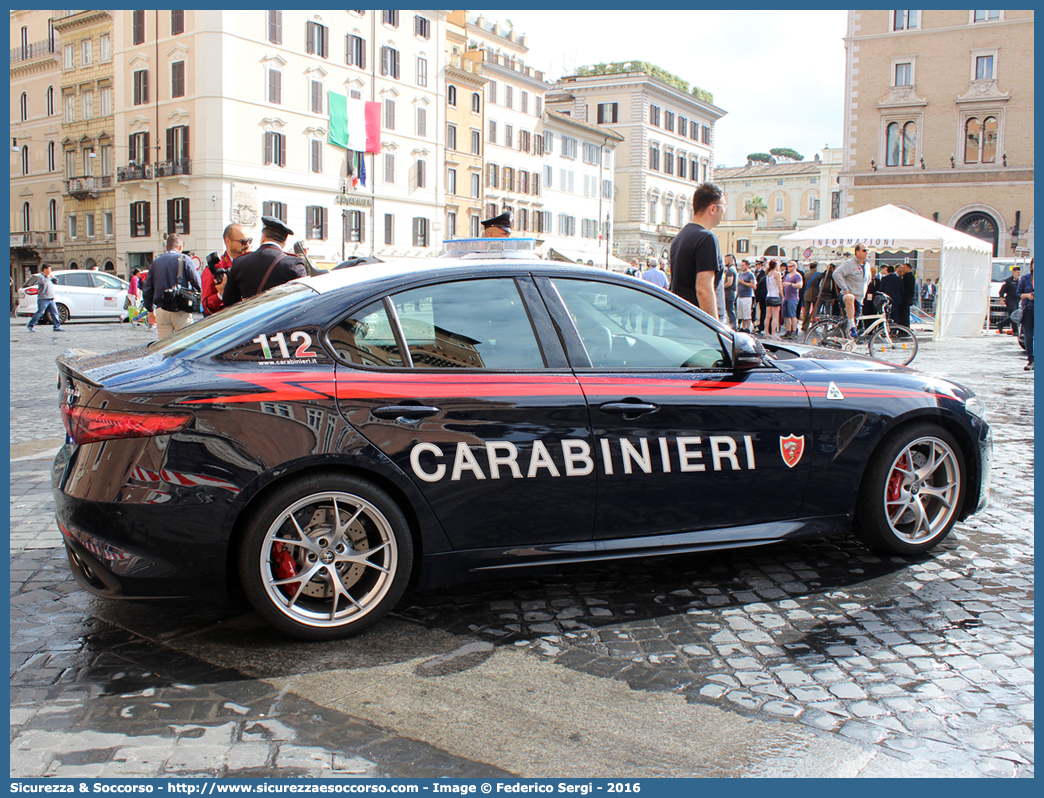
[472,9,849,167]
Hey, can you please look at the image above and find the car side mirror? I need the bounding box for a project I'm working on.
[732,331,766,370]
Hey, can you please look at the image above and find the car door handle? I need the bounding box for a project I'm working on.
[598,401,659,419]
[371,405,440,420]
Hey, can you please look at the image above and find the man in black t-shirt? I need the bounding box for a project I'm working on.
[669,183,726,318]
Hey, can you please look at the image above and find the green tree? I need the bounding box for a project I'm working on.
[744,196,768,225]
[769,147,804,162]
[746,152,774,165]
[575,61,714,105]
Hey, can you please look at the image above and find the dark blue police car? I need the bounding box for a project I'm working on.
[53,243,992,639]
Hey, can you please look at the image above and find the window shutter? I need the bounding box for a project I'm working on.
[264,132,272,165]
[144,202,151,236]
[321,27,328,58]
[392,49,400,79]
[167,199,175,235]
[381,47,389,76]
[182,126,189,160]
[358,39,366,70]
[182,199,190,234]
[278,134,285,167]
[142,70,148,104]
[166,128,174,162]
[306,22,315,54]
[143,132,150,163]
[345,35,351,65]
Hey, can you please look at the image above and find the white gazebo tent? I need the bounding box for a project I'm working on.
[780,204,993,340]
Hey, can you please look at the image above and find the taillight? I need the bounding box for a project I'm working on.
[25,287,38,295]
[62,405,191,444]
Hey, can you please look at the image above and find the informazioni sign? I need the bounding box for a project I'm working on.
[811,238,896,248]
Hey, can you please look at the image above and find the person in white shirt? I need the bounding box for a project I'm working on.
[833,244,870,338]
[641,257,668,289]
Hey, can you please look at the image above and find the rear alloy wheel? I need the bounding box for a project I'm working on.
[867,324,918,366]
[855,423,965,555]
[240,475,413,640]
[57,303,71,325]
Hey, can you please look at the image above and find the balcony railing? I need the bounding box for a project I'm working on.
[10,38,57,65]
[154,158,192,177]
[10,231,62,249]
[65,176,106,197]
[117,164,152,182]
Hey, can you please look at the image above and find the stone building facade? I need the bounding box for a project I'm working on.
[839,9,1034,258]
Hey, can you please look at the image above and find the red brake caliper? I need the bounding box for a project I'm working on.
[887,454,909,504]
[272,541,300,597]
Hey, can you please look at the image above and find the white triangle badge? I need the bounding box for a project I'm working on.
[826,381,845,400]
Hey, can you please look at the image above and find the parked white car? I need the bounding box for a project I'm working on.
[17,270,129,324]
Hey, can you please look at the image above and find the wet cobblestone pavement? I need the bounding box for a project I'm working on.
[8,318,1034,777]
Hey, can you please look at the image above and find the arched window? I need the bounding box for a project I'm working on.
[886,122,900,166]
[981,116,998,163]
[49,199,57,231]
[447,85,457,106]
[47,86,54,116]
[21,145,29,175]
[964,117,981,163]
[20,92,28,121]
[902,121,917,165]
[648,194,658,224]
[22,202,30,232]
[472,92,480,113]
[956,211,999,256]
[48,141,56,171]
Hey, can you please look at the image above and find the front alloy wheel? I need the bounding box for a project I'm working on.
[855,423,966,554]
[240,476,412,640]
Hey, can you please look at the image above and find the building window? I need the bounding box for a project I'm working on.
[488,80,497,104]
[133,70,149,105]
[268,69,282,103]
[416,105,427,137]
[100,86,112,116]
[664,148,674,175]
[446,211,456,237]
[306,206,328,239]
[665,110,675,132]
[737,239,749,254]
[306,21,329,58]
[414,15,430,39]
[412,217,429,247]
[62,43,74,70]
[446,123,457,151]
[649,146,660,171]
[264,131,286,166]
[20,145,29,175]
[384,152,395,183]
[384,213,394,245]
[544,131,553,153]
[68,214,77,239]
[472,92,481,114]
[100,33,111,62]
[130,201,150,237]
[487,163,498,189]
[171,10,184,36]
[975,55,994,80]
[64,93,75,123]
[384,98,395,130]
[262,200,287,222]
[964,116,998,164]
[678,116,687,137]
[470,215,480,237]
[417,56,427,87]
[702,125,711,145]
[488,120,496,143]
[649,105,660,126]
[48,199,58,231]
[172,61,185,98]
[543,164,552,188]
[447,167,457,195]
[521,91,528,114]
[505,85,513,109]
[383,10,399,28]
[81,39,92,66]
[893,10,919,30]
[81,91,94,120]
[597,102,618,124]
[21,202,30,232]
[447,85,457,106]
[82,147,94,176]
[471,172,480,197]
[310,79,323,114]
[104,210,114,236]
[46,86,54,116]
[973,10,1001,23]
[561,136,577,159]
[167,197,190,234]
[415,159,426,189]
[471,129,480,155]
[48,142,56,172]
[133,11,145,45]
[885,120,917,166]
[20,92,28,121]
[310,139,323,173]
[100,144,112,176]
[774,196,784,214]
[505,124,513,147]
[582,142,599,165]
[894,62,912,87]
[129,131,150,164]
[380,47,400,79]
[519,130,530,152]
[602,179,612,200]
[346,34,365,68]
[347,210,365,242]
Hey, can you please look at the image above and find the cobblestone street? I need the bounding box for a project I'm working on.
[8,317,1034,777]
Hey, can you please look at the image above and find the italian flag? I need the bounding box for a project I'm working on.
[328,92,381,154]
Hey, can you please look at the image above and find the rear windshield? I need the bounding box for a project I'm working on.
[147,283,316,359]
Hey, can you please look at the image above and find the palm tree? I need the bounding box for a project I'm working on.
[744,196,767,228]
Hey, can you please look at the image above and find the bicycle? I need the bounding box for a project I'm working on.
[804,295,918,366]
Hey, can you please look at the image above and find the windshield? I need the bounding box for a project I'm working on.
[992,261,1022,282]
[147,283,316,359]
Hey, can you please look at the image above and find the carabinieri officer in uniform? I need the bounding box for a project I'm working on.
[481,211,512,239]
[223,216,309,307]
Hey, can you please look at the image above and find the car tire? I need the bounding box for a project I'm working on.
[57,303,71,325]
[854,423,966,555]
[238,474,413,640]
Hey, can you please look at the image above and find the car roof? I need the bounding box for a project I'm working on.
[297,258,631,295]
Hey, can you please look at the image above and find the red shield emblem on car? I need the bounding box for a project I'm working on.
[779,434,805,468]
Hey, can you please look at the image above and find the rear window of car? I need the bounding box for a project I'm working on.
[148,283,316,359]
[64,273,92,287]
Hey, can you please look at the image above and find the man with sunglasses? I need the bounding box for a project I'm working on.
[669,182,726,319]
[202,223,251,316]
[223,216,308,307]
